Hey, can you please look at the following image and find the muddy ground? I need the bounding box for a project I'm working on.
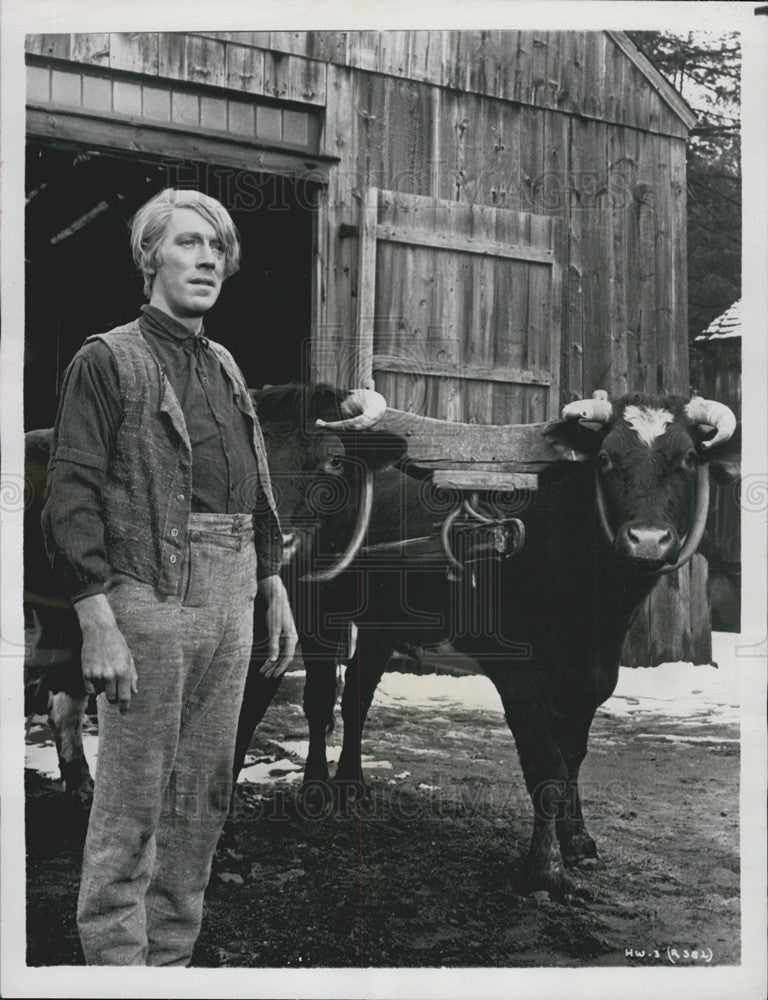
[25,668,740,969]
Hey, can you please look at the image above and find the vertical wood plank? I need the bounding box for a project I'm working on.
[305,32,348,64]
[407,30,445,83]
[635,129,657,394]
[530,32,551,110]
[689,555,712,664]
[354,186,378,387]
[320,63,356,384]
[559,30,585,116]
[186,35,226,88]
[513,31,534,105]
[110,33,159,74]
[159,33,186,79]
[670,137,689,393]
[527,217,551,373]
[225,42,265,94]
[71,33,110,65]
[583,120,611,396]
[548,220,564,418]
[608,125,629,397]
[566,116,584,404]
[582,31,606,119]
[653,132,673,393]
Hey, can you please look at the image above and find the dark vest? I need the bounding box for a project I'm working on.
[86,320,281,595]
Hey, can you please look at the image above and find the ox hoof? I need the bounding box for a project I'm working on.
[298,779,334,818]
[333,776,369,811]
[559,829,600,869]
[524,862,583,903]
[61,760,94,811]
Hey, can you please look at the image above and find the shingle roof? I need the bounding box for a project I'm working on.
[694,299,741,342]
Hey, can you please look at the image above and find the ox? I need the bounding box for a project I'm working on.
[23,385,404,807]
[230,391,738,898]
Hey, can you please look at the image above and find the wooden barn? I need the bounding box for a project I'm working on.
[691,300,742,632]
[24,29,708,665]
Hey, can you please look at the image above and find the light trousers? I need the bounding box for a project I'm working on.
[77,514,257,966]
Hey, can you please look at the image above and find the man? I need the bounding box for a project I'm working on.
[42,188,298,966]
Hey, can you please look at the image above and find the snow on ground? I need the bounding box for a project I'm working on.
[25,722,99,782]
[25,634,742,786]
[374,631,741,729]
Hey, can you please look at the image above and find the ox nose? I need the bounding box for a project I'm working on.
[615,522,679,564]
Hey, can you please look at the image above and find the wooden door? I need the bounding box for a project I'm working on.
[351,188,562,423]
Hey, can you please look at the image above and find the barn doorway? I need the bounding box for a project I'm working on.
[24,141,315,429]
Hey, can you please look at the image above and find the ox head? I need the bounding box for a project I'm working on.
[252,384,406,581]
[552,390,739,574]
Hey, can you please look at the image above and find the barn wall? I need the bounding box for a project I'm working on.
[25,30,700,664]
[195,30,690,139]
[691,337,742,631]
[314,61,690,408]
[26,30,692,407]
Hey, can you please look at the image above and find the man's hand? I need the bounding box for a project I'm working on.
[74,594,138,714]
[258,575,298,679]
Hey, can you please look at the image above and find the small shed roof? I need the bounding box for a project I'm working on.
[694,300,741,342]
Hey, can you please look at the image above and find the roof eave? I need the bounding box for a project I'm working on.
[607,31,699,133]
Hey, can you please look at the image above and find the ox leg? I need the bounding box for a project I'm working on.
[551,660,620,868]
[484,663,576,899]
[48,690,93,809]
[551,709,600,868]
[334,635,391,803]
[222,653,283,851]
[302,649,338,790]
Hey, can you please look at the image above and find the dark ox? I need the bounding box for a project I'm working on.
[23,385,405,808]
[230,391,738,898]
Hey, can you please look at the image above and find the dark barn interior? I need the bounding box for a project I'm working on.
[25,142,314,429]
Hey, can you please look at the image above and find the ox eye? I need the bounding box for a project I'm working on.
[597,451,613,474]
[682,450,697,471]
[323,455,345,474]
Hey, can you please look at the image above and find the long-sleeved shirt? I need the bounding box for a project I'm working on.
[45,305,283,601]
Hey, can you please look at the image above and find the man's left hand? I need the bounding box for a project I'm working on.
[258,574,299,678]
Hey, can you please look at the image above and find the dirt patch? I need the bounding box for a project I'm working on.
[25,673,740,968]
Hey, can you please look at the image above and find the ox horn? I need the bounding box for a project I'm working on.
[300,466,375,582]
[657,464,710,575]
[684,396,737,449]
[315,389,388,431]
[562,389,612,423]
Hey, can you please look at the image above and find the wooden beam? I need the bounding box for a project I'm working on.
[373,355,551,387]
[431,470,539,490]
[375,223,555,263]
[27,106,336,181]
[376,407,587,467]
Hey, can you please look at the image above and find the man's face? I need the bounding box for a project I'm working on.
[149,206,226,321]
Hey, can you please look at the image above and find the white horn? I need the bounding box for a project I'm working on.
[562,389,612,423]
[316,389,388,431]
[684,396,737,449]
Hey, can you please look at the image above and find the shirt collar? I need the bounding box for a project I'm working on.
[140,305,207,348]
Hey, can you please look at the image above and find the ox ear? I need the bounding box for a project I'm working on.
[335,430,409,471]
[542,418,606,461]
[690,421,741,484]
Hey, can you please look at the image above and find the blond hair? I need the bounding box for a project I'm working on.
[130,188,241,298]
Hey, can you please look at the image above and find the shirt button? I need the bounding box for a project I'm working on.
[171,528,178,537]
[177,494,185,502]
[202,377,208,384]
[170,554,177,563]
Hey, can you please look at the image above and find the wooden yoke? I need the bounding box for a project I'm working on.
[374,408,589,491]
